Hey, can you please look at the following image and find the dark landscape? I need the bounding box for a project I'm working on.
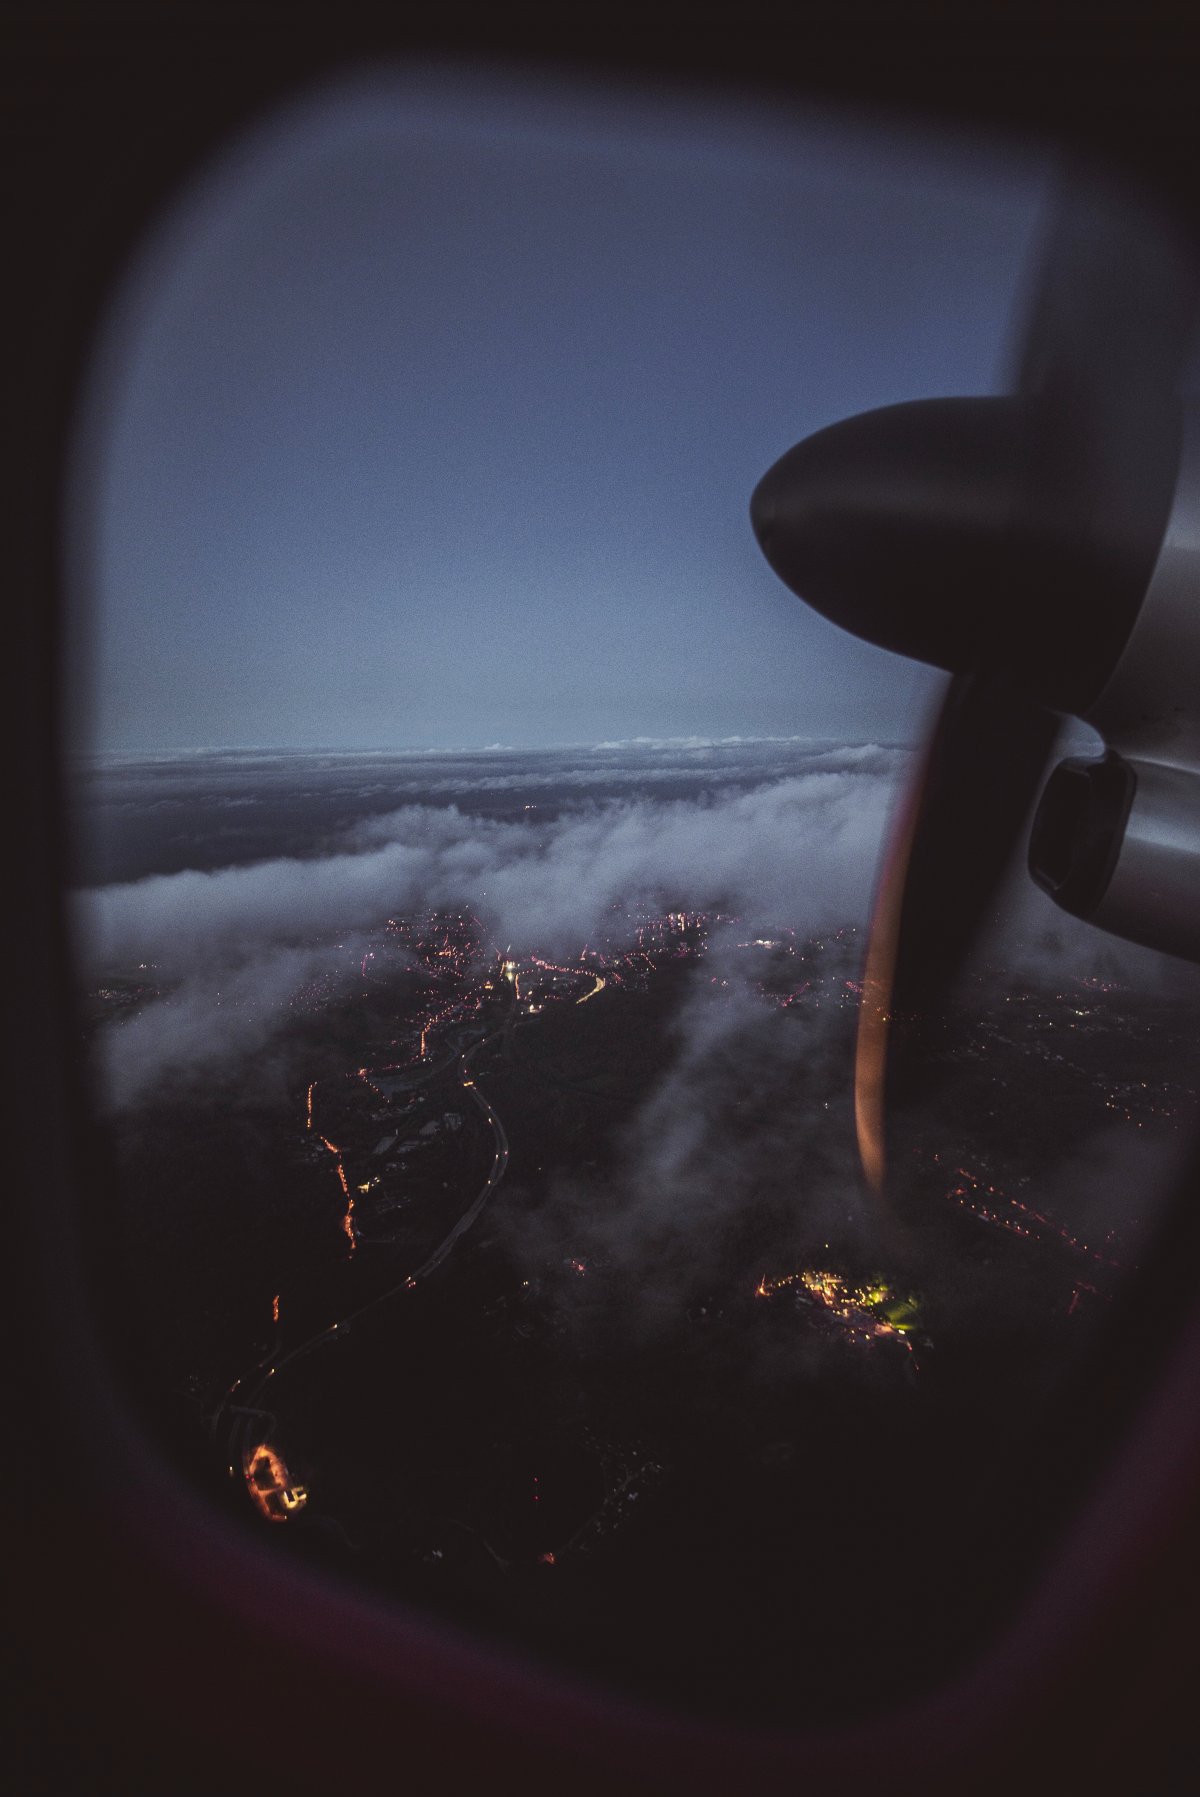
[74,743,1200,1726]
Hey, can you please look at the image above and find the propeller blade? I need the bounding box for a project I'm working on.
[1007,178,1196,714]
[890,675,1062,1022]
[855,676,1061,1188]
[750,172,1200,1191]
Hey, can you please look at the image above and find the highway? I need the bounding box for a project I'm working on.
[408,1057,508,1279]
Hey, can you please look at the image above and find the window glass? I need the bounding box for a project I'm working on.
[66,68,1199,1724]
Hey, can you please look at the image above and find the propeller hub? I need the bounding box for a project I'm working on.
[751,393,1181,714]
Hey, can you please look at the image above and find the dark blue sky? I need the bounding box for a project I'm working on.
[74,65,1048,752]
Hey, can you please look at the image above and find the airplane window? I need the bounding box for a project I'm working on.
[64,66,1199,1727]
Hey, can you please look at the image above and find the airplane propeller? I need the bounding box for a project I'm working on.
[750,175,1200,1188]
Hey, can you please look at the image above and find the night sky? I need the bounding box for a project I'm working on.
[72,64,1049,753]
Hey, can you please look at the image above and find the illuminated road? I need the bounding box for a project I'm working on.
[211,1011,512,1488]
[204,916,711,1506]
[208,925,670,1485]
[409,1048,508,1279]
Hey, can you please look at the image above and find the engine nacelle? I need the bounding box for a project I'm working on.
[1029,405,1200,961]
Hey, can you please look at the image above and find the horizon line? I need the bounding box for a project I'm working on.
[71,732,919,764]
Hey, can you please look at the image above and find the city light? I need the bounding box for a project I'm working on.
[755,1267,921,1352]
[171,895,1189,1570]
[243,1443,308,1523]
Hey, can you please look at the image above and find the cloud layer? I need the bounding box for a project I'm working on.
[74,741,1192,1107]
[501,937,870,1345]
[78,761,902,967]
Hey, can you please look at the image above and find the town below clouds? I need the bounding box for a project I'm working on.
[71,737,1189,1107]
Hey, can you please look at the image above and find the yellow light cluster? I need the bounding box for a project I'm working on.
[756,1268,919,1337]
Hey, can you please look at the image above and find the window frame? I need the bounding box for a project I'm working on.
[10,9,1200,1791]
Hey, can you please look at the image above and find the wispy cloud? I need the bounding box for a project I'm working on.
[500,935,868,1342]
[74,741,1192,1109]
[96,940,372,1110]
[75,756,901,1106]
[76,765,902,974]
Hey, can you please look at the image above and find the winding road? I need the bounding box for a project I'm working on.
[211,1009,512,1483]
